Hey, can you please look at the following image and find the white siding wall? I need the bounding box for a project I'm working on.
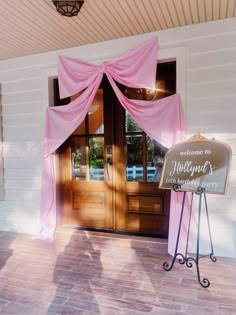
[0,18,235,257]
[0,66,44,233]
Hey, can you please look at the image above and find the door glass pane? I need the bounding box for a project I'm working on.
[124,81,166,101]
[89,137,104,180]
[126,135,143,182]
[71,138,86,180]
[125,112,142,132]
[88,89,104,134]
[148,139,167,182]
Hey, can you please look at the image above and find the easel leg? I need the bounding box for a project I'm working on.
[195,191,210,288]
[163,187,217,288]
[204,193,217,262]
[185,192,194,259]
[163,191,186,271]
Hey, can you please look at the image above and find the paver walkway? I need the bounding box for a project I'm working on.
[0,229,236,314]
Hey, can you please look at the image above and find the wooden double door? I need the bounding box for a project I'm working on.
[58,77,171,238]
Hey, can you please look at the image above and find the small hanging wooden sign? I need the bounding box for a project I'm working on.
[159,134,232,194]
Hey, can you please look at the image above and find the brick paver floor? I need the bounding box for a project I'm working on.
[0,229,236,314]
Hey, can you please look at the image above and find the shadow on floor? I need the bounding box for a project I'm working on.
[47,231,103,314]
[0,231,14,270]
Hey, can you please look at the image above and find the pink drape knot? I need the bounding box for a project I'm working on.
[98,62,107,74]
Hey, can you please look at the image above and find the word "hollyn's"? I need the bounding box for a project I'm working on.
[169,160,214,177]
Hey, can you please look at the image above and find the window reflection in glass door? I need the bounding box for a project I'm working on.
[125,112,167,183]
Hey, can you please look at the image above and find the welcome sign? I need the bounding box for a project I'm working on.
[159,134,232,194]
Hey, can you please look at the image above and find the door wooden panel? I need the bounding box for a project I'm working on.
[124,184,170,237]
[73,191,104,209]
[127,194,163,214]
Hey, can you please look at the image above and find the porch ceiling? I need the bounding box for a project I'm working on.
[0,0,235,61]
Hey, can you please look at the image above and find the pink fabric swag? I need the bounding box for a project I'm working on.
[39,37,186,255]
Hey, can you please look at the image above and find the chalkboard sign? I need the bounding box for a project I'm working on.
[159,134,232,194]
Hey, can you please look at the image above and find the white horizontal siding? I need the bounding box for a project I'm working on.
[4,179,41,190]
[0,66,42,82]
[186,32,236,54]
[1,76,41,93]
[182,21,236,257]
[0,58,43,234]
[3,113,44,126]
[187,123,236,136]
[230,154,236,170]
[3,142,42,158]
[185,94,236,111]
[4,157,42,169]
[0,202,40,235]
[188,79,236,98]
[4,168,41,180]
[187,63,236,83]
[0,201,40,210]
[187,110,235,126]
[2,89,42,105]
[4,189,40,202]
[206,194,236,210]
[228,171,236,185]
[0,18,235,257]
[187,48,236,69]
[227,140,236,152]
[2,101,43,115]
[3,125,44,141]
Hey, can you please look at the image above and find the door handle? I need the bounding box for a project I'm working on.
[107,157,112,165]
[107,157,112,180]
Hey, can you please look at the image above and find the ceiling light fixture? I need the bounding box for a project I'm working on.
[52,1,84,17]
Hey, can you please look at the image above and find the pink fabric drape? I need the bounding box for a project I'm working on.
[39,37,186,254]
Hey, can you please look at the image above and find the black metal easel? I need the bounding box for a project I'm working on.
[163,184,217,288]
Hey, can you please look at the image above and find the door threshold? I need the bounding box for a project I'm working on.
[58,225,168,241]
